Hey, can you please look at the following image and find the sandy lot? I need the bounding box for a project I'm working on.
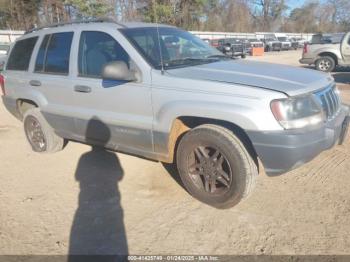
[1,51,350,256]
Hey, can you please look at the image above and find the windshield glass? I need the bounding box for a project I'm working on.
[121,27,227,69]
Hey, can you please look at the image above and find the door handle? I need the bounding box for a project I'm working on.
[29,80,41,86]
[74,85,91,93]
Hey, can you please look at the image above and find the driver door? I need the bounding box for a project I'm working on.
[70,30,153,154]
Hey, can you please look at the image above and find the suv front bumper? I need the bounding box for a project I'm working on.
[247,105,350,176]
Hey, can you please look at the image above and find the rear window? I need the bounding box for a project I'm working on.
[35,32,73,75]
[6,37,38,71]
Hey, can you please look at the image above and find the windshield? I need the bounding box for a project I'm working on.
[121,27,228,69]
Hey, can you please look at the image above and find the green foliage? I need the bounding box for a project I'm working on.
[64,0,113,19]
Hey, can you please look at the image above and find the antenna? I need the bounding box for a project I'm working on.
[154,1,165,74]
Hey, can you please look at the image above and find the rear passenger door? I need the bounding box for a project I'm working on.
[30,31,77,137]
[70,30,153,154]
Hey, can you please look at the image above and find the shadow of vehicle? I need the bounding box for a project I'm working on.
[68,117,128,260]
[332,72,350,85]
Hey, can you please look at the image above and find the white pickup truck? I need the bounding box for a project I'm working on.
[300,32,350,72]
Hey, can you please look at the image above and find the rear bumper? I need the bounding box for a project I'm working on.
[2,96,21,120]
[247,105,350,176]
[299,58,315,65]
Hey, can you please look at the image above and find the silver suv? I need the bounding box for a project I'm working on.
[1,20,349,208]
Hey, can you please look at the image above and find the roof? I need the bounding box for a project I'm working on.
[25,18,174,35]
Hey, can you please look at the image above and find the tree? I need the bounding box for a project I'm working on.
[64,0,113,19]
[250,0,288,31]
[0,0,41,30]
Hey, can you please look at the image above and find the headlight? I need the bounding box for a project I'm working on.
[270,95,325,129]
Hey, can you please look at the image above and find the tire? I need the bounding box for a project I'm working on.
[176,124,258,209]
[241,54,246,59]
[315,56,336,72]
[23,108,65,153]
[265,46,270,52]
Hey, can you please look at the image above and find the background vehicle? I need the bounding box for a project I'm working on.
[289,38,299,50]
[0,43,9,55]
[244,38,264,54]
[263,36,282,52]
[0,43,9,71]
[216,38,247,58]
[293,37,307,48]
[277,36,292,50]
[1,20,349,209]
[300,31,350,72]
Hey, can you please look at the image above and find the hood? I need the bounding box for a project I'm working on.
[167,60,333,96]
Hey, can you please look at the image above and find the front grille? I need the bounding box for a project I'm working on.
[272,43,282,48]
[232,44,243,52]
[314,85,340,119]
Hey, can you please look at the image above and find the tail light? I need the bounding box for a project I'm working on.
[303,43,308,54]
[0,74,5,96]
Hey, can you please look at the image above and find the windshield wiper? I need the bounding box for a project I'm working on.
[164,58,209,66]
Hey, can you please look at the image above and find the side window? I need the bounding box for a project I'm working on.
[35,32,73,74]
[78,31,130,78]
[7,37,38,71]
[35,35,50,72]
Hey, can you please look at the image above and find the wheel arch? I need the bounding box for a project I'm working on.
[16,99,39,120]
[318,52,339,65]
[163,116,259,171]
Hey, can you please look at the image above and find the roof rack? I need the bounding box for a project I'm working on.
[25,18,126,34]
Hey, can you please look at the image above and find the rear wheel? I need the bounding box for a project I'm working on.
[315,56,335,72]
[23,108,65,153]
[176,124,258,209]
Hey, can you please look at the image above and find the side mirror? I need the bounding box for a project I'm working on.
[102,61,136,81]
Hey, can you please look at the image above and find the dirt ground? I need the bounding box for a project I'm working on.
[1,50,350,256]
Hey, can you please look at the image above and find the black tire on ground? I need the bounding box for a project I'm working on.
[23,108,65,153]
[241,54,246,59]
[176,124,258,209]
[265,46,270,52]
[315,56,336,72]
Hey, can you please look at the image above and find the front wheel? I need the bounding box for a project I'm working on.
[176,124,258,209]
[315,56,336,72]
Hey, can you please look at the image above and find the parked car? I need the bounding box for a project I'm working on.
[288,38,299,50]
[244,38,264,54]
[1,20,349,208]
[263,37,282,52]
[216,38,247,58]
[277,37,292,50]
[0,43,9,71]
[0,43,9,55]
[300,31,350,72]
[201,38,210,44]
[291,37,307,48]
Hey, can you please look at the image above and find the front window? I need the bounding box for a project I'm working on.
[121,27,227,69]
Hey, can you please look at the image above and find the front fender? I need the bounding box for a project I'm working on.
[155,100,257,132]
